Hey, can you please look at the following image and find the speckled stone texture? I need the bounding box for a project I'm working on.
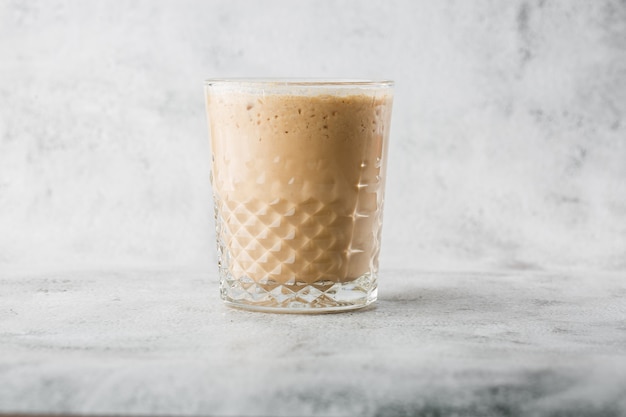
[0,0,624,272]
[1,270,625,416]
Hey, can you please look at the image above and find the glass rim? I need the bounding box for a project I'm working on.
[204,78,394,88]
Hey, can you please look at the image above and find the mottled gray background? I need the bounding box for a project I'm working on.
[1,0,625,273]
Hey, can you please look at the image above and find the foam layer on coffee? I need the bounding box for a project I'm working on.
[207,91,392,285]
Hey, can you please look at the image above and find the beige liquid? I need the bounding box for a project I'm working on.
[207,91,392,285]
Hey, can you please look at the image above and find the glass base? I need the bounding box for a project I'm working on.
[219,271,377,314]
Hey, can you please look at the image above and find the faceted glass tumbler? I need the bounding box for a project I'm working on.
[204,79,394,313]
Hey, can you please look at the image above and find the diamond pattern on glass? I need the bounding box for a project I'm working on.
[215,194,381,285]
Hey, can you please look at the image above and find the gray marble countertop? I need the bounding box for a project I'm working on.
[1,269,625,417]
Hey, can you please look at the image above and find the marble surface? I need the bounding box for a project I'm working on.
[1,269,625,416]
[1,0,625,273]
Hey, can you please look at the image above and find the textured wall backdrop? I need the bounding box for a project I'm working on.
[1,0,625,273]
